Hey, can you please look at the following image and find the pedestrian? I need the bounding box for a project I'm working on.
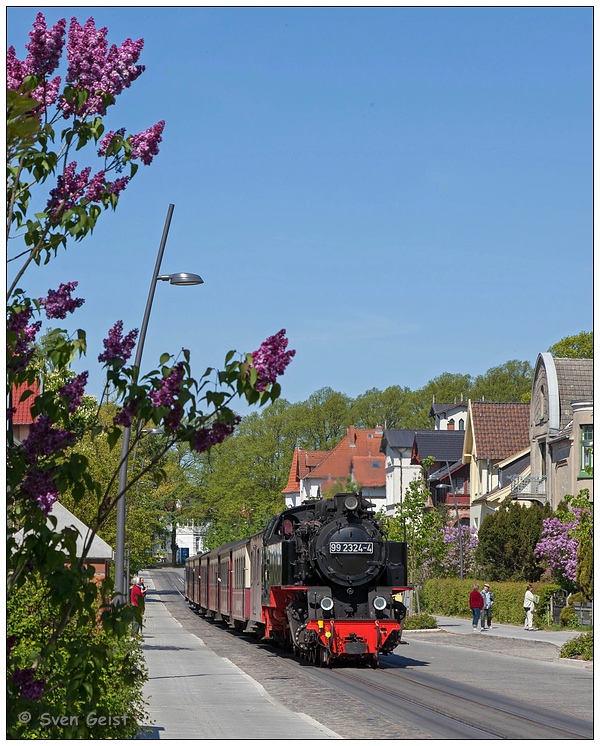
[481,583,494,630]
[130,576,145,634]
[469,583,484,631]
[523,583,537,631]
[139,576,148,598]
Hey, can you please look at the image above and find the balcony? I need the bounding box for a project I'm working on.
[510,475,547,504]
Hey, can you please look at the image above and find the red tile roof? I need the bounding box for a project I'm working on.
[352,455,385,487]
[282,447,329,493]
[471,402,530,460]
[11,381,40,424]
[308,427,385,488]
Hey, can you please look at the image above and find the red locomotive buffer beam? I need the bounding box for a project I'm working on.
[307,618,400,659]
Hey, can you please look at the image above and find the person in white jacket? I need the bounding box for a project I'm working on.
[523,584,537,630]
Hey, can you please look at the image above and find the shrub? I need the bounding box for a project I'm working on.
[403,613,437,630]
[559,632,593,660]
[421,578,559,626]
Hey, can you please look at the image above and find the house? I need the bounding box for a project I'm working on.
[517,354,593,510]
[282,447,329,508]
[426,458,471,525]
[282,427,385,509]
[9,380,40,443]
[462,401,531,529]
[429,400,468,431]
[380,429,465,517]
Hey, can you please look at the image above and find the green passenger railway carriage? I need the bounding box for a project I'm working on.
[185,493,410,667]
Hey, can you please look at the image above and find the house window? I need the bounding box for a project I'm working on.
[448,419,455,431]
[458,418,465,431]
[580,425,593,477]
[453,477,465,492]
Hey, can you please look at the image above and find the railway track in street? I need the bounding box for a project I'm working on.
[150,568,593,740]
[317,664,592,739]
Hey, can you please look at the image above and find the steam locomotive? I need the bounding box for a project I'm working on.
[184,493,409,667]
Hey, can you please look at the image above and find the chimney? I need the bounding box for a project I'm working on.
[348,425,356,447]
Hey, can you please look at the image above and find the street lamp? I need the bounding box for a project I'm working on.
[114,203,203,602]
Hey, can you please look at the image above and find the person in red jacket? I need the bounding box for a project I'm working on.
[130,577,145,634]
[469,584,484,631]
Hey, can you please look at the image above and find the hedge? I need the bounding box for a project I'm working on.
[420,579,561,627]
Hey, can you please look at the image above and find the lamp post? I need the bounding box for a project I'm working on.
[114,204,203,602]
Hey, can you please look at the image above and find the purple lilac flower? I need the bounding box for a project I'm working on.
[106,176,130,196]
[535,515,579,583]
[6,14,66,110]
[60,17,145,117]
[98,127,126,156]
[7,635,17,657]
[22,415,75,463]
[58,371,89,413]
[7,307,42,358]
[150,363,184,408]
[164,404,184,433]
[6,46,27,90]
[39,281,84,319]
[113,400,138,428]
[192,417,241,453]
[98,321,138,367]
[250,329,296,391]
[84,170,106,202]
[46,161,92,221]
[25,12,67,77]
[130,121,165,166]
[21,468,60,515]
[11,667,45,702]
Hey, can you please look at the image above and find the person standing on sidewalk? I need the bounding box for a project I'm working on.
[481,583,494,630]
[469,584,484,631]
[523,583,537,631]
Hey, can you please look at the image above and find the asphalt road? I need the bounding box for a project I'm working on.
[148,568,593,739]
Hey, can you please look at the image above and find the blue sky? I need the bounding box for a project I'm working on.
[7,7,593,412]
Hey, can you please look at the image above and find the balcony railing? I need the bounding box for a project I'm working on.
[510,475,547,502]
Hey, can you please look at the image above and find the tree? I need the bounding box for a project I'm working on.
[6,14,295,737]
[348,385,414,429]
[285,387,352,450]
[548,332,593,359]
[383,457,447,584]
[471,360,533,403]
[534,490,593,598]
[476,500,552,581]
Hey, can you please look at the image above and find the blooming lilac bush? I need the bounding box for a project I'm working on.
[7,13,294,737]
[534,502,588,589]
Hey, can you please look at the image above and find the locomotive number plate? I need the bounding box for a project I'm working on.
[329,542,373,554]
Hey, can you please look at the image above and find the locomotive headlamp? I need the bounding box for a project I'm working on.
[344,495,359,511]
[373,596,387,611]
[320,596,334,611]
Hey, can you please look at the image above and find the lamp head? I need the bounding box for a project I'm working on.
[157,272,204,286]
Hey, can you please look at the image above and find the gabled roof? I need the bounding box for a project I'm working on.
[282,447,328,494]
[352,455,385,487]
[50,503,114,560]
[11,381,40,425]
[381,429,464,463]
[309,427,384,484]
[553,358,593,430]
[429,401,468,418]
[466,401,530,461]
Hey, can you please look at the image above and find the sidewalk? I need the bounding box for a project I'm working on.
[137,579,340,740]
[429,615,585,648]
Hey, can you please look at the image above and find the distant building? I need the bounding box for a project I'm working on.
[462,401,530,529]
[380,429,465,517]
[520,354,593,509]
[282,427,385,509]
